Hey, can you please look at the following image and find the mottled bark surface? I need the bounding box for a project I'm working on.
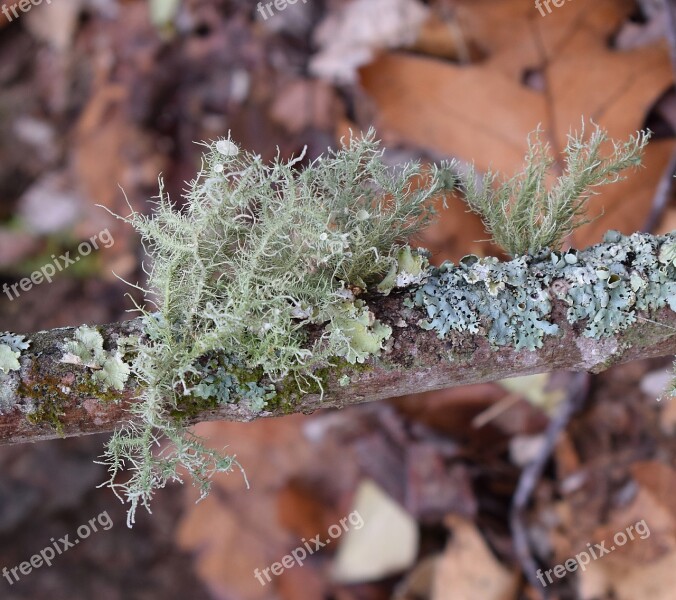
[1,292,675,446]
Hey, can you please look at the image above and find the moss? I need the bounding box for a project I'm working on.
[263,357,374,413]
[72,374,123,403]
[20,377,70,436]
[19,363,123,434]
[170,393,221,421]
[267,377,304,414]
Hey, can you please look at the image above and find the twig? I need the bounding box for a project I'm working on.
[510,372,591,599]
[642,0,676,233]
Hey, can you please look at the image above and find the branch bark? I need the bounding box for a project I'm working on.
[1,286,675,446]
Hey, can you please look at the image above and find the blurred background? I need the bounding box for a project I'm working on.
[1,0,676,598]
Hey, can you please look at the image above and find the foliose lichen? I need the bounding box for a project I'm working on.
[414,231,676,350]
[0,332,30,374]
[61,325,130,391]
[326,300,393,364]
[377,246,430,295]
[176,353,276,414]
[0,333,30,414]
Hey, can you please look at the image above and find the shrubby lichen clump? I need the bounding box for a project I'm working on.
[101,130,454,525]
[463,122,650,257]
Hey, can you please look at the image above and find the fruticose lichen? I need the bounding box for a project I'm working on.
[462,122,650,257]
[414,231,676,350]
[99,130,454,525]
[91,123,669,527]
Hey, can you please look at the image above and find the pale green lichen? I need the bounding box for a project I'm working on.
[414,231,676,350]
[61,325,130,391]
[99,130,454,525]
[0,332,30,374]
[339,374,351,387]
[377,246,430,295]
[462,122,650,256]
[0,333,30,414]
[0,345,20,373]
[326,300,393,364]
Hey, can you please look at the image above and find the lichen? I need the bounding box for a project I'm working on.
[175,354,276,415]
[0,345,20,374]
[0,333,31,414]
[326,300,393,364]
[98,130,454,526]
[61,325,130,391]
[377,246,430,295]
[461,122,650,257]
[0,372,19,414]
[0,332,30,374]
[414,231,676,350]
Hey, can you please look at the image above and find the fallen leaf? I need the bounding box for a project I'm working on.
[332,479,419,583]
[359,0,674,247]
[432,516,519,600]
[310,0,429,84]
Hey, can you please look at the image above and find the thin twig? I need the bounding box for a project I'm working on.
[510,372,591,599]
[643,148,676,233]
[642,0,676,233]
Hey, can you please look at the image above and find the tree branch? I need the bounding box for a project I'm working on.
[1,272,675,446]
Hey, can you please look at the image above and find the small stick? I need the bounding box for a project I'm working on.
[509,372,591,599]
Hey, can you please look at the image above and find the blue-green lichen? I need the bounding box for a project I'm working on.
[177,354,276,414]
[414,231,676,349]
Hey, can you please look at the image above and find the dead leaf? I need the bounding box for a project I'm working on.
[576,482,676,599]
[432,516,519,600]
[332,479,419,583]
[359,0,674,247]
[310,0,429,84]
